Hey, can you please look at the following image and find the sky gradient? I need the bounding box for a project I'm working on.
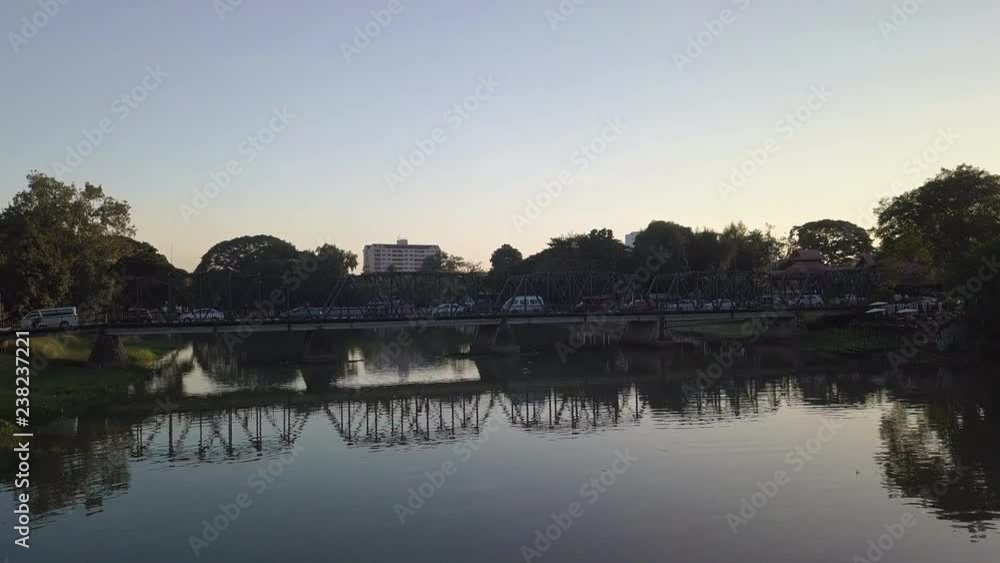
[2,0,998,271]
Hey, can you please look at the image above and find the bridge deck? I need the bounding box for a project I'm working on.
[0,308,844,338]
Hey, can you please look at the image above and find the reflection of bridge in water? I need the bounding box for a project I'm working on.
[121,363,876,461]
[125,385,652,460]
[17,369,1000,538]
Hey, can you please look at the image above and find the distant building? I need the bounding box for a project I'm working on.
[624,231,640,248]
[363,239,441,273]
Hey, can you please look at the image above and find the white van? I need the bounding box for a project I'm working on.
[20,307,79,329]
[501,296,545,314]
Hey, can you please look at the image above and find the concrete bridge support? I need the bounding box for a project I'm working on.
[621,320,673,348]
[300,330,341,363]
[88,332,128,367]
[470,321,520,356]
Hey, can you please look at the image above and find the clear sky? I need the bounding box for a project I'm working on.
[2,0,997,271]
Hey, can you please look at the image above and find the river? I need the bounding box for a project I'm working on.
[2,332,998,562]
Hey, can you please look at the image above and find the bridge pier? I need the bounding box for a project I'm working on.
[88,332,128,367]
[300,331,340,363]
[621,320,673,348]
[470,321,520,356]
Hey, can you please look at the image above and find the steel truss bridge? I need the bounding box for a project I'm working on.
[4,270,878,335]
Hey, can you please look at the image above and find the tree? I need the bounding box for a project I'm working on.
[875,164,1000,338]
[112,238,179,278]
[721,222,783,270]
[876,165,1000,277]
[194,235,299,275]
[489,244,523,276]
[686,229,724,271]
[953,238,1000,338]
[420,251,480,273]
[789,219,873,267]
[631,221,769,272]
[0,172,135,312]
[111,238,187,311]
[522,229,629,273]
[295,244,358,303]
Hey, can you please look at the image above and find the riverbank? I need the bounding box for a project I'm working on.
[677,322,978,369]
[0,334,177,428]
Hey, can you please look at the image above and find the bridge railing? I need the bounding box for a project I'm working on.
[1,270,884,328]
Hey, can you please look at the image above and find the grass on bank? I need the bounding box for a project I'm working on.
[0,334,177,425]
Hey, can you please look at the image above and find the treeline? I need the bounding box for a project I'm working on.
[2,165,998,336]
[0,173,357,315]
[478,165,998,336]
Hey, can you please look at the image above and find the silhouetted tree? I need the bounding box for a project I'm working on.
[194,234,299,275]
[789,219,873,267]
[489,244,523,276]
[877,164,1000,279]
[0,172,135,312]
[420,251,480,273]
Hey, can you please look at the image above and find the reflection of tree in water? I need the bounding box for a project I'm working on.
[344,328,475,378]
[134,345,195,396]
[20,418,133,526]
[877,374,1000,539]
[191,336,301,389]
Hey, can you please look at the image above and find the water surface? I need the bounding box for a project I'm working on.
[3,335,998,562]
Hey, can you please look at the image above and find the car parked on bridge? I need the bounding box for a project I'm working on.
[20,307,79,329]
[501,296,545,314]
[573,296,617,313]
[669,299,699,312]
[281,306,327,320]
[756,295,788,310]
[431,303,468,317]
[468,294,500,315]
[702,299,736,312]
[795,295,825,308]
[178,308,225,322]
[831,293,860,306]
[122,308,153,324]
[366,299,415,317]
[621,299,657,313]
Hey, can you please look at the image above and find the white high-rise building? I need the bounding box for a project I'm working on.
[362,239,441,273]
[624,231,640,248]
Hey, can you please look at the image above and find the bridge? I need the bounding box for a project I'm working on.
[2,270,877,362]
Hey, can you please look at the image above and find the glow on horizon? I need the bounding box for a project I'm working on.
[1,1,998,272]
